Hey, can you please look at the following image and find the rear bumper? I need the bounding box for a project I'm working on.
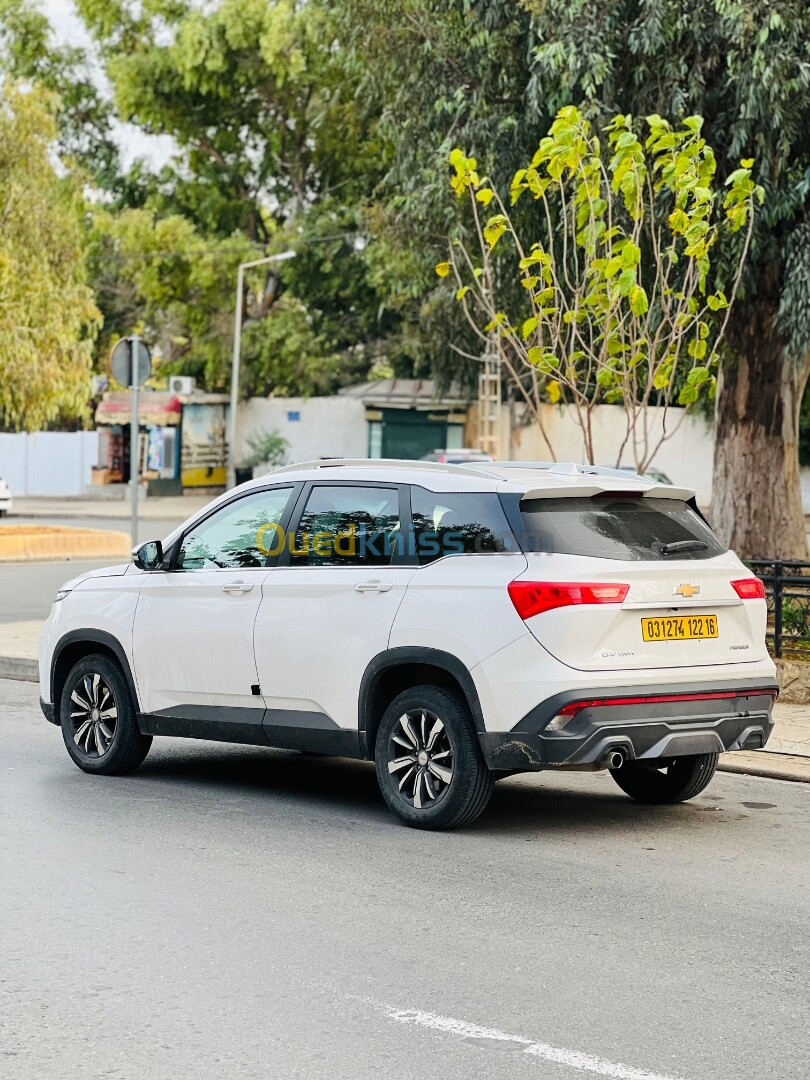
[479,679,778,771]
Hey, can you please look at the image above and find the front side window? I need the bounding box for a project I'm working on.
[410,488,516,565]
[520,496,726,561]
[177,487,294,570]
[290,485,400,566]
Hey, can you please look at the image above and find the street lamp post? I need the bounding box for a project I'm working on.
[226,250,296,489]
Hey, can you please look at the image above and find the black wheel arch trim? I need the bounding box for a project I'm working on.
[358,646,485,758]
[50,629,141,718]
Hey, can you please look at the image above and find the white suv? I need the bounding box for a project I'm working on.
[39,459,777,829]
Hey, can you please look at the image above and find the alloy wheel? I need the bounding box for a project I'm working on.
[386,709,454,809]
[69,673,118,758]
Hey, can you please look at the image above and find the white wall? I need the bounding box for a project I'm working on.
[237,397,367,466]
[0,431,100,496]
[238,396,718,505]
[495,403,716,506]
[799,468,810,514]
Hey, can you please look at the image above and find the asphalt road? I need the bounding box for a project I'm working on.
[0,517,181,624]
[2,678,808,1080]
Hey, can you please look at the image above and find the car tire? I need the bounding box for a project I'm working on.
[374,684,494,830]
[610,753,718,804]
[60,653,152,776]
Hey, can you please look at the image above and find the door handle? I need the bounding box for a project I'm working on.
[221,582,254,594]
[354,580,393,594]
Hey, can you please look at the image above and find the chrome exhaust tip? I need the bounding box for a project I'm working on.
[603,749,626,770]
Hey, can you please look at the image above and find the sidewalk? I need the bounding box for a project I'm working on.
[0,618,807,782]
[10,494,212,521]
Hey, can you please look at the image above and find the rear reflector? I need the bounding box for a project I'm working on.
[508,580,629,621]
[731,578,766,600]
[556,687,778,720]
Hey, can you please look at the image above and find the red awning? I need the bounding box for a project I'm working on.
[95,392,182,427]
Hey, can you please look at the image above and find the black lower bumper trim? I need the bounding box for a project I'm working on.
[40,698,57,726]
[480,680,777,770]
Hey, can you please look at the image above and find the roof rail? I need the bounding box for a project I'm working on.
[494,461,644,480]
[269,457,492,477]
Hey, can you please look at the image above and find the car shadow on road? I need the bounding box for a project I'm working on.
[128,741,732,836]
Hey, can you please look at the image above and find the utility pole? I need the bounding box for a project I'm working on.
[226,250,296,489]
[129,334,141,548]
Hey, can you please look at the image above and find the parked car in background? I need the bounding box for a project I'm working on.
[420,448,494,464]
[39,458,776,830]
[0,476,12,517]
[617,464,674,485]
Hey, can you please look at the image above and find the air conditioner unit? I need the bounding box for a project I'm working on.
[169,376,196,395]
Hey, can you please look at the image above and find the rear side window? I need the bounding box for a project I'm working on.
[410,488,517,565]
[290,484,400,566]
[520,496,726,562]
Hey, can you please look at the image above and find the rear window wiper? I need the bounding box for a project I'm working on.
[660,539,709,556]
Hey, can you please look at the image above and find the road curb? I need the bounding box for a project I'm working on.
[0,656,38,682]
[0,526,131,563]
[718,754,810,784]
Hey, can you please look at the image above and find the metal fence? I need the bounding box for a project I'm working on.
[748,560,810,658]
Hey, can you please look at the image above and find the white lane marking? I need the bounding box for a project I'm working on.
[379,1003,691,1080]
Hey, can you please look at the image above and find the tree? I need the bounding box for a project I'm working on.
[0,83,100,431]
[0,0,404,396]
[70,0,399,388]
[336,0,538,390]
[0,0,121,190]
[438,107,761,471]
[521,0,810,557]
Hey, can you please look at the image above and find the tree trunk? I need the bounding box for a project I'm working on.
[711,303,809,560]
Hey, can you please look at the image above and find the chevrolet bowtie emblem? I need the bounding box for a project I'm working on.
[673,583,701,598]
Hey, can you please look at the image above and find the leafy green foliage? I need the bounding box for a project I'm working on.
[439,106,761,469]
[240,428,289,471]
[0,84,100,431]
[0,0,405,398]
[0,0,121,189]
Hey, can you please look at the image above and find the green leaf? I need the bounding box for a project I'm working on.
[617,267,635,296]
[483,214,508,250]
[706,292,728,311]
[629,285,649,316]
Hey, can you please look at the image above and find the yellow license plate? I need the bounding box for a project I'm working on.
[641,614,718,641]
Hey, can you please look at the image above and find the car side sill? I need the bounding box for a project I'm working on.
[138,705,363,758]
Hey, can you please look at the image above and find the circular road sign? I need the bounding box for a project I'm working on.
[110,337,152,388]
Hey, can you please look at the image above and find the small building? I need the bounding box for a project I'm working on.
[337,379,471,458]
[93,390,229,493]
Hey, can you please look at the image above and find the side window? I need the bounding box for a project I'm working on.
[290,485,400,567]
[410,488,516,565]
[177,487,294,570]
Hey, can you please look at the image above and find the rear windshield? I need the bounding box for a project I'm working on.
[519,496,726,562]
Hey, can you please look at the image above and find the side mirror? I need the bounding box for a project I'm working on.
[133,539,164,571]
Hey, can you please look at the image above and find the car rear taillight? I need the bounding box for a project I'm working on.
[731,578,766,600]
[507,581,629,621]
